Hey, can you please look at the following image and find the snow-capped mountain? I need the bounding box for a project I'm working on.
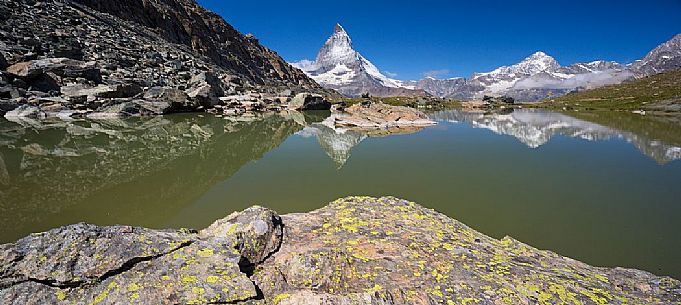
[470,51,561,94]
[631,33,681,76]
[293,27,680,101]
[431,34,681,101]
[292,24,427,97]
[448,52,634,101]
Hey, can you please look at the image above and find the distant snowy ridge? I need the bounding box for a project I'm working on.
[293,27,681,101]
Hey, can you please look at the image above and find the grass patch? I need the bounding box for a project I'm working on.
[539,69,681,112]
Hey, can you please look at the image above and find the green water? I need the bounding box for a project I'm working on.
[1,109,680,279]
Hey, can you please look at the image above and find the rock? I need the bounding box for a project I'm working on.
[288,93,331,111]
[254,196,681,305]
[277,89,293,97]
[0,99,21,114]
[0,86,23,99]
[186,72,224,107]
[0,0,328,117]
[6,58,101,83]
[1,197,679,305]
[62,83,142,100]
[3,104,45,119]
[200,206,283,265]
[0,206,284,305]
[143,86,197,112]
[326,101,436,131]
[0,52,7,70]
[28,72,60,93]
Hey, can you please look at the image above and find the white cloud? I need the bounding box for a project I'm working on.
[423,69,450,78]
[384,71,398,78]
[513,70,635,90]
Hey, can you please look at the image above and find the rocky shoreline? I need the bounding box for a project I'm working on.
[1,196,679,305]
[0,0,330,119]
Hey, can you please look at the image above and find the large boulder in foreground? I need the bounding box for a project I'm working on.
[0,207,282,305]
[1,197,679,305]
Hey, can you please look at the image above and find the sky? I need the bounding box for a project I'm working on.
[197,0,681,80]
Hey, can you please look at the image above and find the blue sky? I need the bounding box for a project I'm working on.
[198,0,681,80]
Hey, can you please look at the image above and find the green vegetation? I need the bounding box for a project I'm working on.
[539,69,681,112]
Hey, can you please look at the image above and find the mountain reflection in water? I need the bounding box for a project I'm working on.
[430,109,681,164]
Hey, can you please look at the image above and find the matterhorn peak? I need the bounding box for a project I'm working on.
[291,23,425,97]
[334,23,347,34]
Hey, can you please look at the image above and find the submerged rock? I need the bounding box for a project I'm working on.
[1,197,679,304]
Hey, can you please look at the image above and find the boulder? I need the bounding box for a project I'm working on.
[326,101,436,131]
[3,104,46,119]
[6,58,101,83]
[62,83,142,99]
[28,72,60,93]
[1,197,679,305]
[0,206,283,305]
[289,93,331,111]
[186,72,224,107]
[143,86,197,112]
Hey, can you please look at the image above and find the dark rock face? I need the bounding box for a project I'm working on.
[0,53,8,70]
[0,0,325,117]
[3,196,678,304]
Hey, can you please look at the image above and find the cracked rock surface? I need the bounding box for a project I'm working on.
[1,197,680,304]
[0,206,281,304]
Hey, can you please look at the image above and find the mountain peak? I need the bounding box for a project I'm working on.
[518,51,560,73]
[334,23,346,34]
[525,51,554,61]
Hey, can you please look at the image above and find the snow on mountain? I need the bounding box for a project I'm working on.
[471,51,561,93]
[293,25,679,101]
[463,52,631,100]
[632,33,681,76]
[292,24,427,97]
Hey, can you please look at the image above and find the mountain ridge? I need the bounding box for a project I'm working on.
[293,27,681,101]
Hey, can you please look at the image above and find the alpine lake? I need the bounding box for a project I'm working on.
[1,108,680,279]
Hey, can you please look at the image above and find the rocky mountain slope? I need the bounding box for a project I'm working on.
[1,196,679,304]
[0,0,325,118]
[292,24,428,97]
[632,34,681,76]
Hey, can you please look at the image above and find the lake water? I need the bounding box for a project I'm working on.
[1,109,680,279]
